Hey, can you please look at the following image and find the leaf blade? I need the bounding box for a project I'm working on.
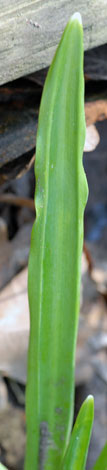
[62,396,94,470]
[25,13,88,469]
[90,442,107,470]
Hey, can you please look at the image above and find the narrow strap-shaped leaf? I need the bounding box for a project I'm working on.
[62,396,94,470]
[90,442,107,470]
[25,12,88,470]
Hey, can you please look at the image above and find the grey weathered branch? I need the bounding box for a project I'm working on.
[0,0,107,85]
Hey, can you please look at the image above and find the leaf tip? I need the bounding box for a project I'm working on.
[86,394,94,403]
[85,395,94,419]
[70,12,82,26]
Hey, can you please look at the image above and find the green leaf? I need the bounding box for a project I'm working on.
[25,12,88,470]
[0,464,8,470]
[62,396,94,470]
[90,442,107,470]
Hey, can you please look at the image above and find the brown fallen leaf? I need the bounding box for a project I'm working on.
[85,100,107,126]
[0,405,25,469]
[0,268,29,383]
[91,265,107,301]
